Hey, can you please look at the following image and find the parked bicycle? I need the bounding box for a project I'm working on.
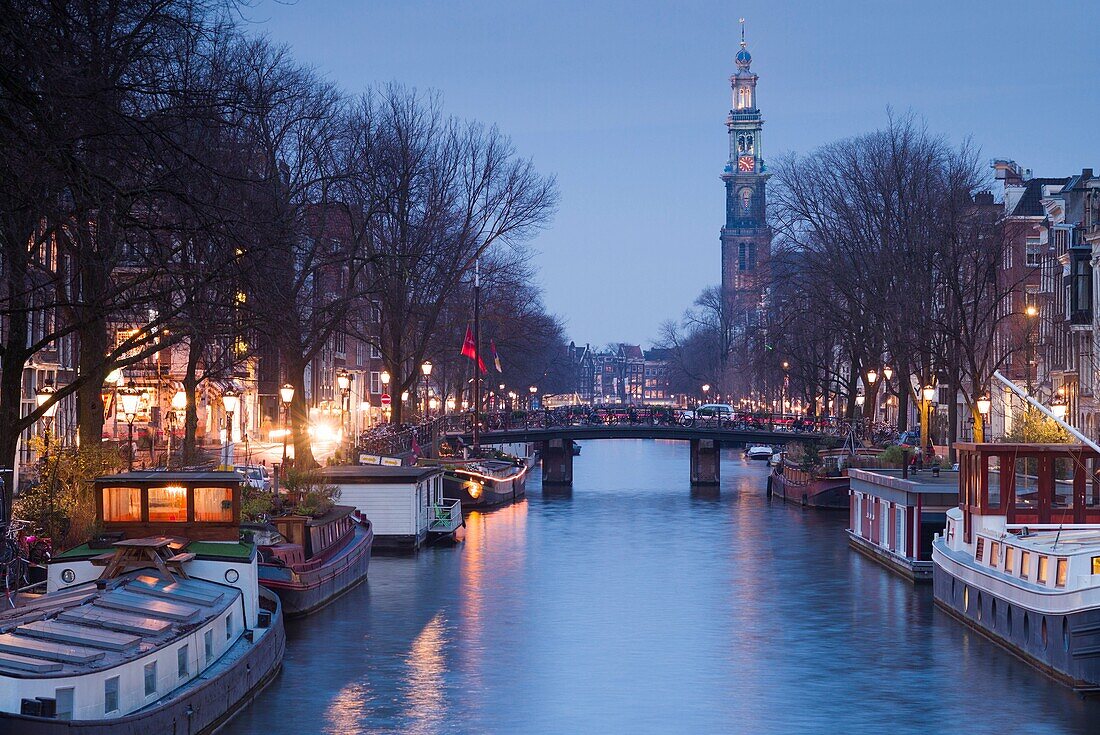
[1,518,52,606]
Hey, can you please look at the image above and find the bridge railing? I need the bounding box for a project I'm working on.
[436,408,899,442]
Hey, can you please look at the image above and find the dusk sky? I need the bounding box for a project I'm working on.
[251,1,1100,348]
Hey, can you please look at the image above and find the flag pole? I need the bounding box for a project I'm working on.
[473,259,481,451]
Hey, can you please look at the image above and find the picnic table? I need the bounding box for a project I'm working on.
[95,537,194,581]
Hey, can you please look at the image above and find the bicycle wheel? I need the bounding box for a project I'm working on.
[0,538,16,566]
[3,557,26,594]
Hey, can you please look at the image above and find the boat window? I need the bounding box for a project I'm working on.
[205,629,214,664]
[178,644,189,678]
[1056,558,1068,588]
[105,676,119,714]
[1038,556,1049,584]
[1093,557,1100,575]
[195,487,233,522]
[226,613,234,640]
[989,541,1000,568]
[1021,551,1031,579]
[975,537,985,563]
[148,485,188,522]
[55,687,74,720]
[102,486,141,522]
[1005,547,1015,574]
[144,661,157,697]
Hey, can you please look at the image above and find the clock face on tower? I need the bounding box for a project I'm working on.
[738,155,755,173]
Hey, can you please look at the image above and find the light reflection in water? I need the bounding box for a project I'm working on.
[399,611,448,735]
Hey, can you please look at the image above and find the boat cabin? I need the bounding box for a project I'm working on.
[847,468,958,581]
[319,465,451,550]
[242,506,358,566]
[94,471,242,542]
[956,442,1100,542]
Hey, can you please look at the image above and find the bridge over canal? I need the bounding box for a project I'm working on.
[434,410,839,486]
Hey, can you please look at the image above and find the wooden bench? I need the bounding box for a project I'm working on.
[89,552,116,567]
[165,552,194,579]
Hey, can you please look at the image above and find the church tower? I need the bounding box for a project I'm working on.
[720,20,770,301]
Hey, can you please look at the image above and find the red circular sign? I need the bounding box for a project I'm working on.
[380,393,391,406]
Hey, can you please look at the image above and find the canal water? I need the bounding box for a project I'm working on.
[225,440,1100,734]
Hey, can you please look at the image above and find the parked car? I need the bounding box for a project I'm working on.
[234,464,272,491]
[695,403,734,419]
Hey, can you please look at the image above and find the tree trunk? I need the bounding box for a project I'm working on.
[947,385,959,464]
[76,315,109,450]
[897,384,910,432]
[285,355,316,469]
[0,347,27,522]
[181,338,202,465]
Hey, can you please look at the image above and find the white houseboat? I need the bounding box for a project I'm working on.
[320,465,462,550]
[933,442,1100,692]
[2,471,284,732]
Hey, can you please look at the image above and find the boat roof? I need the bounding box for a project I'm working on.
[0,573,239,679]
[991,528,1100,555]
[320,465,442,482]
[95,471,242,484]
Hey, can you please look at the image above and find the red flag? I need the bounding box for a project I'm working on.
[460,327,487,373]
[490,340,503,373]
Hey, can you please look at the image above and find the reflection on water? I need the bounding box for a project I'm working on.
[225,440,1100,735]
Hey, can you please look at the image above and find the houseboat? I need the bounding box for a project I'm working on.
[847,467,956,581]
[242,505,373,618]
[320,465,462,551]
[769,462,849,509]
[933,442,1100,692]
[433,458,528,509]
[2,471,284,732]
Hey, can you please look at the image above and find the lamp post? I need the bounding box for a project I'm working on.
[336,369,351,456]
[119,380,142,471]
[1025,303,1039,394]
[921,384,936,463]
[976,392,991,442]
[35,381,58,455]
[1051,392,1069,421]
[168,389,186,467]
[280,383,295,466]
[105,368,123,440]
[528,385,537,411]
[221,388,240,469]
[380,370,391,423]
[702,383,711,406]
[421,362,433,421]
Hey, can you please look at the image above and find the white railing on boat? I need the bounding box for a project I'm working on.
[429,498,463,533]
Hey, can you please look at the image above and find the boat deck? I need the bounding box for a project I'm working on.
[0,573,238,678]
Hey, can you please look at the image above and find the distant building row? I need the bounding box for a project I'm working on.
[560,343,674,405]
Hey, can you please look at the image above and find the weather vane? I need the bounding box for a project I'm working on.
[739,17,746,46]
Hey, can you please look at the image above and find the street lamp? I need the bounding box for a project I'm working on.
[119,380,142,471]
[977,393,991,416]
[1025,303,1039,394]
[380,370,391,422]
[168,389,186,467]
[866,369,878,386]
[421,361,433,421]
[221,388,240,469]
[882,365,893,381]
[921,384,936,462]
[855,392,865,407]
[1051,394,1069,421]
[280,383,295,465]
[105,368,123,440]
[35,381,59,453]
[336,369,351,452]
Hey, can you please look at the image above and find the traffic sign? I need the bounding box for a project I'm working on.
[380,393,391,406]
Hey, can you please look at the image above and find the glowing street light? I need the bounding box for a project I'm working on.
[1051,394,1069,421]
[119,380,143,471]
[976,394,991,416]
[280,383,295,464]
[882,365,893,381]
[866,368,878,385]
[221,388,240,467]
